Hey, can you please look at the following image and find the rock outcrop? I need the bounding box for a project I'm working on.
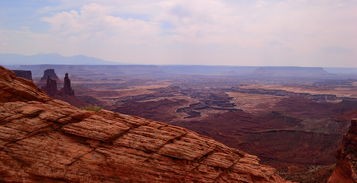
[60,73,74,96]
[0,67,49,103]
[40,70,75,97]
[40,69,59,82]
[11,70,33,80]
[42,77,58,96]
[328,119,357,183]
[0,66,288,182]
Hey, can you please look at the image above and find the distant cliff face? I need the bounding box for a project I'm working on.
[328,119,357,183]
[11,70,33,80]
[0,66,288,182]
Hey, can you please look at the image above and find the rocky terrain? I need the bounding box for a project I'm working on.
[112,83,357,180]
[0,66,289,182]
[328,119,357,183]
[5,64,357,182]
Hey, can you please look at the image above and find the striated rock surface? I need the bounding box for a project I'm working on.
[328,119,357,183]
[0,66,288,182]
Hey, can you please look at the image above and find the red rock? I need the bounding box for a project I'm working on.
[0,66,289,182]
[0,68,50,102]
[328,119,357,183]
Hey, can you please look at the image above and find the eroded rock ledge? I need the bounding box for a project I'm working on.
[0,66,287,182]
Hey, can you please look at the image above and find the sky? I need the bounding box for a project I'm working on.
[0,0,356,67]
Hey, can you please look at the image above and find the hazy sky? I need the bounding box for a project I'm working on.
[0,0,356,66]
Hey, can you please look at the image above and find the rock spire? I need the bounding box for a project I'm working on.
[61,73,74,96]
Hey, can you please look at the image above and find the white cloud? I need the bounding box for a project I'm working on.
[1,0,356,66]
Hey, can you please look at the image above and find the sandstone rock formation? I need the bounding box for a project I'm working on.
[328,119,357,183]
[40,69,59,82]
[60,73,74,96]
[38,70,93,107]
[40,70,75,97]
[42,77,58,96]
[11,70,33,80]
[0,66,288,182]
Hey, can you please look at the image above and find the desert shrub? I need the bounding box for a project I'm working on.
[82,105,102,112]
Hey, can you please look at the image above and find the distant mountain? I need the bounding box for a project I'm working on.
[324,67,357,75]
[252,66,333,78]
[0,53,119,65]
[160,65,258,75]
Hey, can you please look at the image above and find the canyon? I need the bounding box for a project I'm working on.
[2,1,356,182]
[3,65,357,182]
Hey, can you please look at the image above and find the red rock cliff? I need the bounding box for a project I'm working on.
[328,119,357,183]
[0,66,288,182]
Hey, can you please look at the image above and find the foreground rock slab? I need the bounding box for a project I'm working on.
[0,66,288,182]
